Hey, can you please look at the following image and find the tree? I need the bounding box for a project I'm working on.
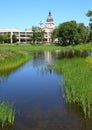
[52,21,88,46]
[51,28,58,43]
[0,35,3,43]
[40,30,45,43]
[12,35,17,43]
[86,10,92,41]
[31,26,45,44]
[57,21,78,46]
[0,34,10,43]
[31,26,39,43]
[77,23,88,43]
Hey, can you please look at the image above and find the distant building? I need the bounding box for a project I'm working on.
[39,11,55,43]
[0,11,55,43]
[0,28,33,43]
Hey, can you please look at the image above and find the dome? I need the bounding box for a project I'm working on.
[46,11,54,22]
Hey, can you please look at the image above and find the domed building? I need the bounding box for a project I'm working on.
[0,11,55,44]
[46,11,54,26]
[39,11,55,43]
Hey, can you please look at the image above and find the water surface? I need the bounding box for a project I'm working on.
[0,50,92,130]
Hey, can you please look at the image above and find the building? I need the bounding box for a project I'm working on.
[39,11,55,43]
[0,11,55,44]
[0,28,33,43]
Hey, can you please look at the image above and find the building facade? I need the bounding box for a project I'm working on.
[39,11,55,43]
[0,11,55,43]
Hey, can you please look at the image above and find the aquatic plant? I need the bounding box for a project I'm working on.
[0,43,92,73]
[0,101,15,128]
[73,42,92,51]
[54,58,92,118]
[85,56,92,64]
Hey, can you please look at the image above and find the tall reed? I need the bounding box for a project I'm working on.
[0,101,15,128]
[54,57,92,118]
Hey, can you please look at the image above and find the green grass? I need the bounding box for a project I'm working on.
[85,56,92,64]
[0,45,32,73]
[0,50,30,71]
[54,57,92,118]
[0,101,15,128]
[0,43,66,73]
[72,42,92,51]
[0,42,92,76]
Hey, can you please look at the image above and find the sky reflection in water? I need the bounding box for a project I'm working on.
[0,50,92,130]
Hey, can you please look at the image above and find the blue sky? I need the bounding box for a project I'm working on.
[0,0,92,30]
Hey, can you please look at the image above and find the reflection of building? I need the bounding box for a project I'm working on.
[44,51,54,65]
[32,51,54,74]
[0,11,55,44]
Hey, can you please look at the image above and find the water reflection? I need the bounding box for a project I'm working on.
[55,49,89,59]
[0,50,92,130]
[32,51,54,75]
[88,51,92,56]
[0,76,8,87]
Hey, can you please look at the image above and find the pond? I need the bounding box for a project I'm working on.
[0,50,92,130]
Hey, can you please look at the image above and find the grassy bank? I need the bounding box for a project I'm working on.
[0,45,32,73]
[72,42,92,51]
[0,50,31,71]
[54,57,92,118]
[0,43,66,73]
[0,42,92,74]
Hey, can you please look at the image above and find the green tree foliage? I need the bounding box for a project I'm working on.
[3,34,10,43]
[31,26,45,44]
[12,35,17,43]
[52,20,88,46]
[86,10,92,41]
[0,35,3,43]
[77,23,88,43]
[0,34,10,43]
[57,21,78,46]
[40,30,45,43]
[51,28,58,43]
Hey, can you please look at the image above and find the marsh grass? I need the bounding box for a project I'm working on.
[0,43,65,73]
[85,56,92,64]
[0,101,15,128]
[0,49,31,73]
[54,58,92,118]
[0,43,92,71]
[72,42,92,51]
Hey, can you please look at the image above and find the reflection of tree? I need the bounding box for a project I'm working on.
[0,75,8,86]
[48,64,53,74]
[55,49,89,59]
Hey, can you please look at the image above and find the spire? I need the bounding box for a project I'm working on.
[49,11,51,16]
